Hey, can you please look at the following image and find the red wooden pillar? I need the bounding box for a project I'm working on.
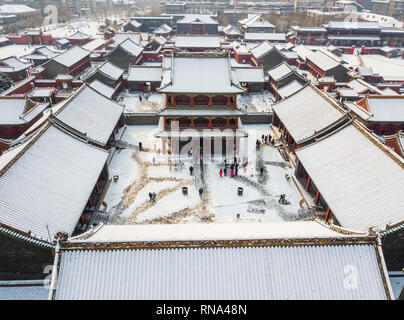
[325,207,331,222]
[80,215,85,226]
[190,118,194,129]
[163,117,167,129]
[208,118,212,129]
[208,96,213,107]
[115,124,119,134]
[314,191,320,205]
[88,198,93,208]
[226,96,231,107]
[226,118,230,128]
[96,182,100,193]
[190,95,195,107]
[292,142,296,153]
[306,176,311,191]
[172,96,176,107]
[278,120,282,131]
[203,24,206,34]
[165,94,169,106]
[287,133,291,145]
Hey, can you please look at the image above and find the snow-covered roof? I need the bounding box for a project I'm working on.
[267,62,294,82]
[54,239,390,299]
[250,41,281,60]
[272,84,347,143]
[356,55,404,82]
[240,14,274,29]
[293,44,314,62]
[223,25,241,35]
[52,46,90,68]
[344,102,372,121]
[97,61,124,81]
[71,221,354,242]
[296,122,404,232]
[67,31,92,40]
[232,67,265,84]
[128,65,162,82]
[82,38,106,51]
[54,85,123,145]
[277,80,304,99]
[153,23,172,34]
[113,38,143,57]
[55,38,70,45]
[366,96,404,122]
[0,4,37,14]
[244,33,285,42]
[325,21,380,30]
[306,50,341,71]
[112,33,149,47]
[175,36,220,48]
[177,14,218,25]
[158,56,246,94]
[0,97,47,125]
[0,123,108,241]
[88,80,115,99]
[0,56,31,72]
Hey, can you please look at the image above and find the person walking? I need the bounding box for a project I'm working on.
[230,169,234,177]
[260,167,264,176]
[139,93,142,102]
[189,165,193,175]
[224,167,227,176]
[148,192,153,202]
[219,168,223,177]
[151,192,157,205]
[235,166,238,176]
[199,188,203,197]
[278,194,285,204]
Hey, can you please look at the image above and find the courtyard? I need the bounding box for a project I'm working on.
[104,124,314,225]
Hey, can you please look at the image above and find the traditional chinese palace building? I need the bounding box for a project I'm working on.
[156,53,247,158]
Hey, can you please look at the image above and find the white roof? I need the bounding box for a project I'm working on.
[89,80,115,99]
[55,243,388,299]
[307,50,341,71]
[273,85,346,142]
[232,67,265,83]
[54,85,123,145]
[128,66,162,82]
[367,96,404,122]
[250,41,275,59]
[52,46,90,68]
[67,31,91,40]
[82,38,106,51]
[0,124,108,241]
[175,36,220,48]
[72,221,354,242]
[326,21,380,30]
[277,80,304,99]
[267,62,294,81]
[0,5,37,14]
[158,56,245,94]
[153,24,172,34]
[344,102,372,121]
[296,123,404,232]
[350,55,404,82]
[244,33,285,41]
[0,98,27,125]
[293,44,314,61]
[97,61,124,81]
[118,38,143,57]
[177,14,218,24]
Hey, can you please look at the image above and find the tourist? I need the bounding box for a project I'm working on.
[199,188,203,197]
[148,192,153,202]
[224,167,227,176]
[189,165,193,175]
[230,169,234,177]
[260,167,264,175]
[219,168,223,177]
[151,192,157,205]
[235,167,238,176]
[278,194,286,204]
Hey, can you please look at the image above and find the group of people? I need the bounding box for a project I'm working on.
[256,134,275,148]
[138,92,149,102]
[148,192,157,205]
[219,156,246,178]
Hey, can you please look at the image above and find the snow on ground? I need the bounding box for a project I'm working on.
[119,90,164,113]
[0,286,49,300]
[103,124,312,225]
[136,184,200,222]
[237,91,273,113]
